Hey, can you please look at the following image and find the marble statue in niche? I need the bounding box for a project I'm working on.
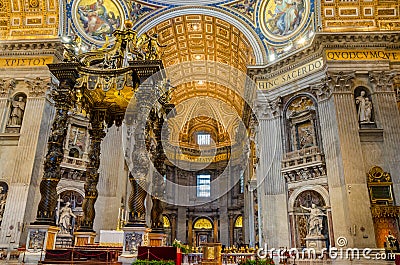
[7,95,26,127]
[0,184,7,225]
[355,90,374,124]
[58,202,77,234]
[294,190,328,247]
[300,203,326,236]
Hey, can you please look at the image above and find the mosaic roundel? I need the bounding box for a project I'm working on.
[259,0,310,42]
[72,0,126,44]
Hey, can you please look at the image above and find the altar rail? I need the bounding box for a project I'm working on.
[36,246,122,264]
[183,253,255,265]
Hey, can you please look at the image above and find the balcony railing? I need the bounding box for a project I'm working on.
[282,146,326,183]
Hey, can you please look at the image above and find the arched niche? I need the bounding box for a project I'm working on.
[0,182,9,226]
[289,189,331,248]
[283,94,321,153]
[163,215,172,246]
[354,86,375,127]
[6,93,27,133]
[193,217,213,246]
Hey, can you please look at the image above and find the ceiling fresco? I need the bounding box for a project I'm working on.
[61,0,317,63]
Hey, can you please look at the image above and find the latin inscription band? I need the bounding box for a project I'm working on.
[257,57,324,90]
[326,50,400,61]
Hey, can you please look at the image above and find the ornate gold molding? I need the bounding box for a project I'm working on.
[0,0,58,40]
[321,0,400,32]
[371,205,400,218]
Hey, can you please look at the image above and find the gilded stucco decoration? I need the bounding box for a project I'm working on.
[321,0,400,31]
[0,0,59,39]
[224,0,257,20]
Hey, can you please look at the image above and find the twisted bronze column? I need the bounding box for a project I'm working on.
[35,73,77,224]
[79,110,106,231]
[128,172,148,225]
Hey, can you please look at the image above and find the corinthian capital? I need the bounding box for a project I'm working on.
[26,77,50,97]
[311,71,355,101]
[255,96,282,119]
[0,78,16,98]
[369,71,397,92]
[330,71,355,92]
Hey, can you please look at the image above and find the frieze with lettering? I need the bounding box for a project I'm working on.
[0,57,53,67]
[326,50,400,62]
[257,58,324,90]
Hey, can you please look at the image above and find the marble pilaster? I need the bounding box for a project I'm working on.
[255,95,290,248]
[316,71,376,248]
[369,71,400,206]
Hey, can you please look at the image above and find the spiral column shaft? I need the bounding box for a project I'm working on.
[35,67,78,225]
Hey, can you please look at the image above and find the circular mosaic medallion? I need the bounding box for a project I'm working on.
[259,0,310,43]
[72,0,125,44]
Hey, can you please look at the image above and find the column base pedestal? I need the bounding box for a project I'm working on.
[26,224,59,250]
[305,235,327,251]
[74,231,96,246]
[118,253,138,265]
[118,225,151,264]
[148,232,167,246]
[21,225,60,264]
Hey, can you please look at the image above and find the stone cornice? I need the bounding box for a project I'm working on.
[247,32,400,78]
[0,39,63,60]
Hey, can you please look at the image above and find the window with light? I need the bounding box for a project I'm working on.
[197,133,211,145]
[197,174,211,197]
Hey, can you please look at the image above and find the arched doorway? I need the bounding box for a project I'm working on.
[163,215,172,245]
[234,215,244,247]
[193,217,213,246]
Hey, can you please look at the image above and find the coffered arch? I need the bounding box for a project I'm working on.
[144,13,258,149]
[135,8,265,64]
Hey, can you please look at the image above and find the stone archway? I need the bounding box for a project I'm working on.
[290,189,330,248]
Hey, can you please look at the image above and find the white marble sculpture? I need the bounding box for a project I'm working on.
[8,96,25,126]
[355,90,373,123]
[58,202,76,234]
[301,204,326,237]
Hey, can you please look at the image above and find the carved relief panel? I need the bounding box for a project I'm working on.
[67,124,88,158]
[282,95,326,183]
[285,96,318,152]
